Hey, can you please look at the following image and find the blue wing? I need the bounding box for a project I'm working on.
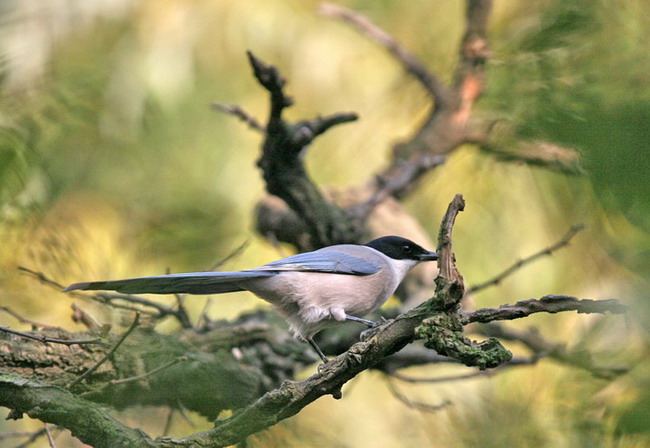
[255,249,380,275]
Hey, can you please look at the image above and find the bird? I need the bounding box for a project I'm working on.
[64,235,438,362]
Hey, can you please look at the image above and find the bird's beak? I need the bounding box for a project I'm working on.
[418,251,438,261]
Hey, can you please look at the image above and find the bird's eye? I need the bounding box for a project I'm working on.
[401,245,412,253]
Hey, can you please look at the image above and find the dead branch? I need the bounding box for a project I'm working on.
[211,103,265,132]
[70,303,103,331]
[463,295,627,324]
[248,51,361,248]
[435,194,466,307]
[467,224,585,294]
[67,313,140,389]
[20,266,191,325]
[1,306,57,330]
[319,3,452,105]
[109,356,188,386]
[0,326,108,347]
[0,373,152,448]
[384,377,452,412]
[475,322,629,379]
[44,424,56,448]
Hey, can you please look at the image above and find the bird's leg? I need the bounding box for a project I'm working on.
[345,314,379,327]
[307,337,329,363]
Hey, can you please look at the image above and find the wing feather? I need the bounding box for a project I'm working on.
[257,250,380,275]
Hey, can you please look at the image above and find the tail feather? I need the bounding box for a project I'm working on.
[63,271,276,295]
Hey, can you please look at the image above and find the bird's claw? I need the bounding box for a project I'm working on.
[359,318,392,341]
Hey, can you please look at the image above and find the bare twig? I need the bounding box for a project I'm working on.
[67,313,140,389]
[211,103,265,132]
[435,194,466,306]
[94,292,171,316]
[196,298,214,329]
[110,356,187,385]
[172,293,193,329]
[162,267,193,329]
[162,409,175,437]
[467,224,585,294]
[390,369,491,384]
[19,266,192,325]
[338,1,494,216]
[18,266,66,289]
[463,295,627,325]
[11,428,48,448]
[0,326,108,347]
[44,425,56,448]
[175,403,196,428]
[474,139,586,175]
[319,2,451,105]
[475,322,629,379]
[248,51,361,247]
[384,377,452,412]
[0,306,57,330]
[0,429,46,441]
[209,239,251,271]
[70,303,103,331]
[387,355,539,383]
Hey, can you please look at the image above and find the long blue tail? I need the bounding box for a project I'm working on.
[63,270,276,295]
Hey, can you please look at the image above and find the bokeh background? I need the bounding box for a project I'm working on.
[0,0,648,446]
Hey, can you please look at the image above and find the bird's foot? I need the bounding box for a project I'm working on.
[316,358,331,375]
[359,317,392,341]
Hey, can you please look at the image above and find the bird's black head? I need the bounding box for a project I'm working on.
[364,236,438,262]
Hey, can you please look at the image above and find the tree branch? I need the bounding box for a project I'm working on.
[0,373,152,448]
[463,295,627,324]
[318,2,452,106]
[346,1,495,212]
[20,266,191,325]
[211,103,265,132]
[67,313,140,389]
[248,51,361,248]
[435,194,466,307]
[1,306,57,330]
[0,326,108,348]
[475,322,629,379]
[467,224,585,294]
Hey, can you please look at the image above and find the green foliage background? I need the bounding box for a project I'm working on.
[0,0,648,446]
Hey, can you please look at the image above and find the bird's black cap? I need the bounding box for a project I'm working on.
[364,236,438,261]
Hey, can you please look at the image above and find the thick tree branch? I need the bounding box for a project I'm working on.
[248,51,361,248]
[347,1,495,212]
[0,373,152,448]
[452,0,492,126]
